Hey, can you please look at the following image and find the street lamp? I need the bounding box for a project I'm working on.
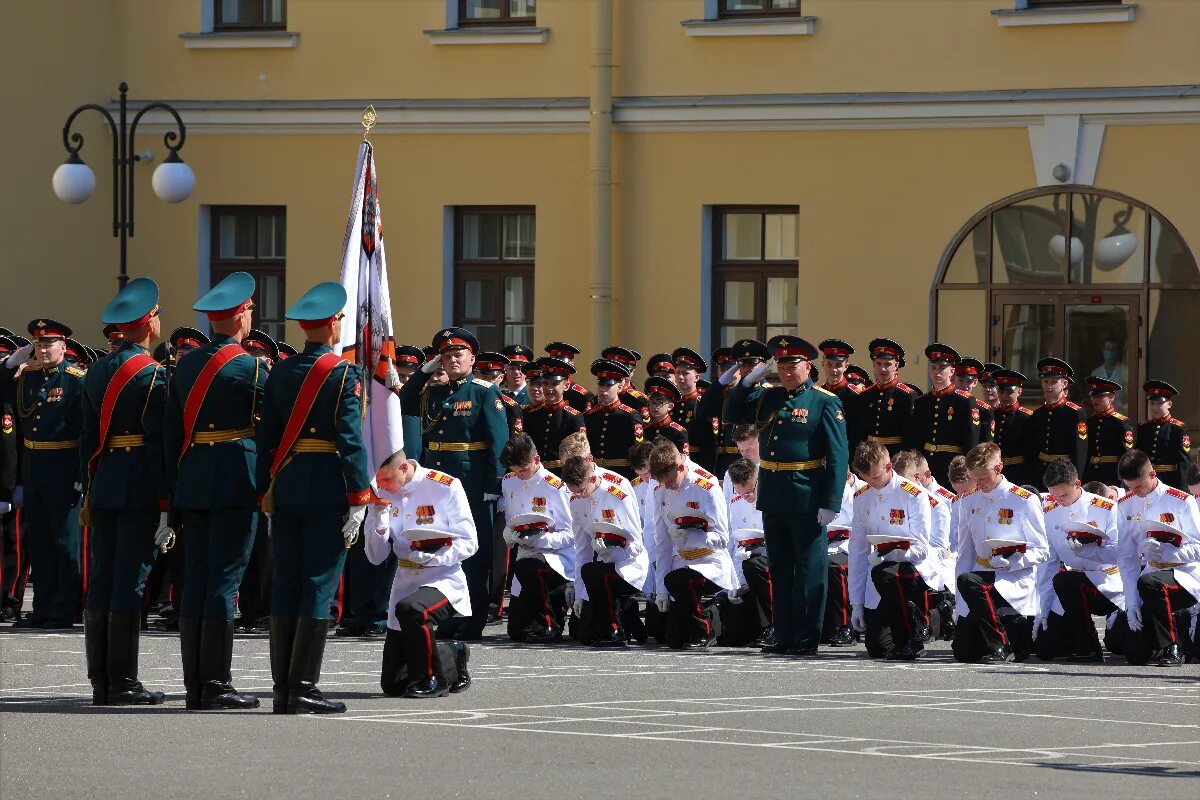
[52,82,194,288]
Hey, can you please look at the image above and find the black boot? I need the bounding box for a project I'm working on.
[286,617,346,714]
[83,610,108,706]
[829,626,854,647]
[449,642,471,694]
[591,627,629,648]
[978,644,1015,665]
[753,625,776,648]
[1152,643,1184,667]
[269,616,298,714]
[179,617,202,709]
[199,619,260,710]
[886,639,925,661]
[404,674,449,698]
[106,612,165,705]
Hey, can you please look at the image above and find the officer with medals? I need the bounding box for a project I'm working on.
[500,344,533,406]
[1082,377,1134,487]
[990,369,1035,487]
[163,273,265,709]
[670,348,709,467]
[80,278,170,705]
[476,352,523,438]
[724,335,849,655]
[954,358,995,443]
[522,357,586,474]
[643,377,689,455]
[705,339,770,477]
[1028,358,1088,491]
[1137,381,1192,489]
[908,344,982,488]
[544,342,594,413]
[854,338,917,455]
[401,328,508,640]
[256,281,372,714]
[585,359,643,480]
[2,318,86,629]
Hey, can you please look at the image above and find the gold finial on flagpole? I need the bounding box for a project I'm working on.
[361,105,378,139]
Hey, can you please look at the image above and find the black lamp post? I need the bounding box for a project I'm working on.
[52,82,194,289]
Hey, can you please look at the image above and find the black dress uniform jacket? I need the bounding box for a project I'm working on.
[853,379,917,455]
[1082,409,1134,486]
[994,404,1035,487]
[585,401,642,479]
[1027,399,1088,490]
[523,399,586,473]
[906,387,982,487]
[1136,415,1192,489]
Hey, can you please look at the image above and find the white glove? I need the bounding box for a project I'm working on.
[591,537,608,556]
[73,481,83,493]
[367,503,391,535]
[421,356,440,374]
[816,508,837,526]
[483,493,500,502]
[654,594,670,613]
[502,527,520,546]
[735,547,752,561]
[726,590,744,605]
[742,359,773,387]
[669,527,688,540]
[407,548,437,565]
[572,598,585,617]
[385,366,402,390]
[718,363,740,386]
[1141,538,1164,559]
[4,343,33,368]
[265,514,273,538]
[1126,604,1142,632]
[342,504,368,545]
[851,604,866,632]
[153,512,176,552]
[988,554,1010,571]
[1065,537,1085,553]
[1032,613,1048,639]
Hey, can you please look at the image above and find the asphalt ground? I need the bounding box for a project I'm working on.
[1,624,1197,800]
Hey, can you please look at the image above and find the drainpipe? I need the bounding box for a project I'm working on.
[589,0,613,356]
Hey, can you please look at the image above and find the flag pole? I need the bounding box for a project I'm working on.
[358,106,376,424]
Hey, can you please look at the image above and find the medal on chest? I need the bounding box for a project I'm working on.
[997,508,1014,525]
[889,509,905,525]
[415,505,435,525]
[791,407,808,424]
[532,496,547,514]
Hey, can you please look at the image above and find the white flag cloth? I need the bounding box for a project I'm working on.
[336,140,405,474]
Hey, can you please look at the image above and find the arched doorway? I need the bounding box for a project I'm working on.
[933,186,1199,428]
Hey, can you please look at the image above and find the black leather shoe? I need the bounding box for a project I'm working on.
[761,642,789,654]
[1067,650,1104,663]
[913,625,933,644]
[1152,643,1184,667]
[404,675,449,699]
[886,640,925,661]
[592,628,629,648]
[449,642,471,694]
[288,687,347,714]
[362,623,387,638]
[13,617,44,629]
[753,626,776,648]
[684,636,714,650]
[829,626,855,647]
[978,645,1015,664]
[42,619,75,630]
[200,682,261,710]
[526,625,561,643]
[335,623,365,638]
[787,645,819,657]
[109,683,167,705]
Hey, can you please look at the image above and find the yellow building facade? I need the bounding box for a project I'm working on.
[3,0,1199,427]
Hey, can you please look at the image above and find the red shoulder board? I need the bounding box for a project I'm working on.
[953,487,979,502]
[695,478,714,491]
[849,383,864,394]
[854,484,870,497]
[1018,406,1033,416]
[1170,418,1186,428]
[563,406,580,416]
[1090,496,1114,511]
[1043,501,1058,513]
[584,405,600,415]
[1066,401,1082,411]
[1166,487,1190,501]
[606,485,628,501]
[935,487,955,501]
[617,403,634,413]
[428,471,456,486]
[928,495,939,508]
[630,476,643,487]
[670,422,686,432]
[627,389,644,398]
[1118,491,1136,504]
[694,467,716,480]
[571,384,588,395]
[1009,485,1033,499]
[544,473,564,489]
[955,389,972,399]
[897,383,916,394]
[1112,411,1128,421]
[600,470,622,484]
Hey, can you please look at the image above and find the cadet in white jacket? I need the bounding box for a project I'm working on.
[499,434,575,642]
[562,455,649,647]
[1115,449,1200,667]
[365,455,476,698]
[648,440,734,648]
[952,443,1050,664]
[848,442,936,660]
[823,470,859,647]
[893,450,955,640]
[1035,459,1123,662]
[726,458,773,639]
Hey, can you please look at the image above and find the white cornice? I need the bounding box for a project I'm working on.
[121,87,1200,136]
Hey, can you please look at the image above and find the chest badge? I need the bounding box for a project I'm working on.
[415,505,435,525]
[792,407,808,423]
[532,497,547,514]
[998,508,1014,525]
[889,509,905,525]
[601,509,616,522]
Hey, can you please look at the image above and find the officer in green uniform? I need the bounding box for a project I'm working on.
[80,277,169,705]
[166,272,265,710]
[2,319,85,628]
[258,281,372,714]
[400,328,508,639]
[725,335,849,655]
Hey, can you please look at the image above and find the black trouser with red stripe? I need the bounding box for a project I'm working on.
[664,567,719,642]
[380,629,459,696]
[956,570,1015,653]
[741,552,773,629]
[1137,570,1198,652]
[508,557,567,638]
[580,561,638,634]
[1053,570,1118,655]
[872,562,931,648]
[824,563,850,638]
[395,587,456,680]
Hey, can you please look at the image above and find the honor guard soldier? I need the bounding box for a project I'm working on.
[818,339,864,443]
[476,352,523,437]
[1116,449,1200,666]
[645,353,675,382]
[544,342,594,413]
[242,329,278,364]
[707,338,770,477]
[954,358,995,443]
[165,273,265,710]
[585,359,643,479]
[1029,358,1088,491]
[1082,377,1134,487]
[980,362,1004,408]
[400,328,508,641]
[365,454,474,697]
[102,323,123,354]
[1137,381,1191,489]
[256,282,373,714]
[724,336,850,655]
[855,338,916,455]
[670,348,709,466]
[80,278,170,705]
[5,318,86,629]
[523,357,586,474]
[522,360,545,408]
[500,344,533,405]
[601,346,649,415]
[908,344,982,488]
[643,377,689,455]
[991,369,1035,487]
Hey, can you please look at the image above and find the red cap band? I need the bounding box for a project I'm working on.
[298,317,335,330]
[205,301,251,322]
